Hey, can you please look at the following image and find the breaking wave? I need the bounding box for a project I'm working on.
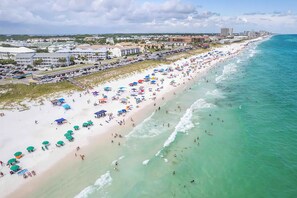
[74,171,112,198]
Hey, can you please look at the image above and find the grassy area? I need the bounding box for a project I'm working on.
[76,60,168,86]
[0,81,79,106]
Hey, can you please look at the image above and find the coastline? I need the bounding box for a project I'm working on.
[0,37,267,198]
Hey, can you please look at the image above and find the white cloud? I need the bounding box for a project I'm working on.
[0,0,296,33]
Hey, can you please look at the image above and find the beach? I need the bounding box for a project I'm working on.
[0,37,265,197]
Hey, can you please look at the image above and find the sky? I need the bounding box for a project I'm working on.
[0,0,297,34]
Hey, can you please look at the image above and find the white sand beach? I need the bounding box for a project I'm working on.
[0,37,264,197]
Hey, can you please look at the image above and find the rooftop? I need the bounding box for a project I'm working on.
[0,46,35,53]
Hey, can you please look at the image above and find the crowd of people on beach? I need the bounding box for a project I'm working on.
[0,41,253,193]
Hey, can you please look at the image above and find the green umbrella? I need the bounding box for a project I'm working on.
[26,146,35,152]
[42,141,49,145]
[57,141,64,146]
[87,120,93,125]
[83,122,89,127]
[10,165,20,172]
[14,152,22,157]
[66,135,74,141]
[64,133,72,137]
[7,158,17,165]
[67,130,73,134]
[74,125,79,130]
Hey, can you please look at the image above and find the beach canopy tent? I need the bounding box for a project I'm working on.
[17,169,28,176]
[104,87,112,91]
[73,125,80,130]
[67,130,73,134]
[118,109,127,115]
[58,98,65,103]
[26,146,34,152]
[10,165,20,172]
[94,110,107,118]
[83,122,89,127]
[66,135,74,141]
[51,98,65,106]
[42,141,49,146]
[7,158,17,165]
[92,91,99,96]
[62,104,71,110]
[14,151,22,157]
[64,133,72,137]
[57,141,64,146]
[55,118,66,125]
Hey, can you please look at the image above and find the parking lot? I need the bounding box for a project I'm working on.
[0,46,193,85]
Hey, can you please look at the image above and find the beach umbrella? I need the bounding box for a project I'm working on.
[26,146,34,152]
[87,120,93,125]
[7,158,17,165]
[73,125,79,130]
[10,165,20,172]
[14,152,22,157]
[66,135,74,141]
[64,133,71,137]
[67,130,73,134]
[57,141,64,146]
[42,141,49,146]
[83,122,89,127]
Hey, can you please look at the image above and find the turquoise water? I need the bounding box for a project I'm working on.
[29,35,297,198]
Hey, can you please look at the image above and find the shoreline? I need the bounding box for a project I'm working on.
[0,37,267,197]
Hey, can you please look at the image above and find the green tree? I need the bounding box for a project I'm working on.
[33,59,43,66]
[0,59,17,65]
[58,57,67,66]
[70,56,75,65]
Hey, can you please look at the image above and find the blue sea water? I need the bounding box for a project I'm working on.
[28,35,297,198]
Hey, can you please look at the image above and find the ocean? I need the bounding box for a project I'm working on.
[28,35,297,198]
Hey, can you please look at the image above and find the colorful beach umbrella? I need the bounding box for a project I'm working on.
[64,133,72,137]
[67,130,73,134]
[42,141,49,145]
[14,152,22,157]
[66,135,74,141]
[57,141,64,146]
[73,125,79,130]
[10,165,20,172]
[87,120,93,125]
[7,158,17,165]
[26,146,35,152]
[83,122,89,127]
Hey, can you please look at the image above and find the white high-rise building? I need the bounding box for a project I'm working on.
[221,28,233,37]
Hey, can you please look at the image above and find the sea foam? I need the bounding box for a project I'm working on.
[74,171,112,198]
[216,63,237,83]
[156,98,214,156]
[125,111,157,138]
